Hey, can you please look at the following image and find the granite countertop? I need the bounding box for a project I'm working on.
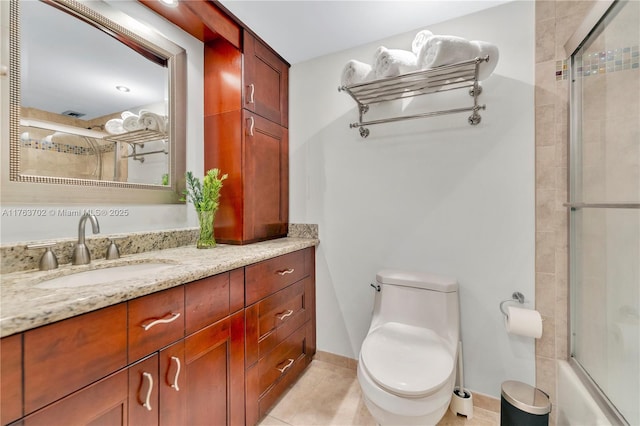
[0,237,318,338]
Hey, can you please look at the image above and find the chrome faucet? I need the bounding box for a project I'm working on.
[72,213,100,265]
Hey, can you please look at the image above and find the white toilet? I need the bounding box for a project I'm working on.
[357,269,460,426]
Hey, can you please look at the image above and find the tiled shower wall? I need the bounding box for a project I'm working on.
[534,1,596,424]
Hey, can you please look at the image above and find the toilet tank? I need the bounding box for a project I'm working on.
[371,269,459,345]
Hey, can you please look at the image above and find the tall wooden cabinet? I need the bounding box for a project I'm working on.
[142,1,290,245]
[204,31,289,244]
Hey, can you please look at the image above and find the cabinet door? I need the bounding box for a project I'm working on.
[128,355,159,426]
[243,31,289,127]
[184,311,244,426]
[244,111,289,242]
[22,369,128,426]
[1,334,22,425]
[159,341,186,426]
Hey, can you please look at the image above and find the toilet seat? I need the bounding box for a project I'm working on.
[361,322,454,398]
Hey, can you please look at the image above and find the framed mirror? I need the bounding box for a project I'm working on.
[1,0,187,204]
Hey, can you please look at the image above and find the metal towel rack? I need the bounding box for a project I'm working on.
[338,56,489,138]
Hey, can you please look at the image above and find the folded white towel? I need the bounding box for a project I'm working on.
[411,29,433,55]
[374,46,418,78]
[123,115,143,132]
[417,35,480,69]
[138,111,166,132]
[470,40,499,80]
[121,111,136,120]
[341,60,374,86]
[105,118,125,135]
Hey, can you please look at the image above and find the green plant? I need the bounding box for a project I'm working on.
[182,169,228,212]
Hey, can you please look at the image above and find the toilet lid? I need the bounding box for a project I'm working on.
[361,322,454,397]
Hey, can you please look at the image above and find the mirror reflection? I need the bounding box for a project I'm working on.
[18,0,170,186]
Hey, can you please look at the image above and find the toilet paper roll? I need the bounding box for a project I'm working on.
[505,306,543,338]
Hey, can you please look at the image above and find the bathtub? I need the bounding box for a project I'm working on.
[556,360,614,426]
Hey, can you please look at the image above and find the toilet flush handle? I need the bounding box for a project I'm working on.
[370,283,381,292]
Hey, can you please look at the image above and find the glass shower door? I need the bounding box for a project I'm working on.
[570,1,640,425]
[569,1,639,425]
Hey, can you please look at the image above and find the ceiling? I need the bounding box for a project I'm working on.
[217,0,512,64]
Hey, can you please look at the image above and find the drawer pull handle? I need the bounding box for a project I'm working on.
[277,268,295,276]
[276,309,294,320]
[248,83,255,104]
[141,372,154,411]
[141,312,181,331]
[276,358,295,373]
[247,116,255,136]
[170,356,181,391]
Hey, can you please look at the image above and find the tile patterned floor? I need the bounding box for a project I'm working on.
[259,359,500,426]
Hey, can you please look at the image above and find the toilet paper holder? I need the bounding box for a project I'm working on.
[500,292,525,319]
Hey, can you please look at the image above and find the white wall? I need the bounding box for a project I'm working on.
[289,1,535,398]
[0,2,203,243]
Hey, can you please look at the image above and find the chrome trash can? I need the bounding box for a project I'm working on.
[501,380,551,426]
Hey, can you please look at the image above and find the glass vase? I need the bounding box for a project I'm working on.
[196,209,217,249]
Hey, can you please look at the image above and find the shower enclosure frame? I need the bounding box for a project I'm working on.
[565,1,638,425]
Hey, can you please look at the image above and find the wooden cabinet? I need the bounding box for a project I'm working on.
[182,270,246,426]
[243,31,289,127]
[203,30,289,245]
[245,247,316,425]
[159,341,186,426]
[1,247,315,426]
[128,355,159,426]
[206,110,289,244]
[128,286,184,363]
[23,304,128,414]
[21,369,129,426]
[143,0,290,247]
[1,334,22,425]
[183,311,245,426]
[3,269,246,426]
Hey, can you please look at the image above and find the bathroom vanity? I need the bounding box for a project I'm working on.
[0,239,317,426]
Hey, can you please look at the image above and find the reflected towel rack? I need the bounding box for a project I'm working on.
[338,56,489,138]
[104,128,167,145]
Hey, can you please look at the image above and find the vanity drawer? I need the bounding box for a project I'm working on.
[245,278,311,366]
[245,322,314,425]
[245,249,309,305]
[185,269,244,335]
[23,304,127,414]
[257,324,308,396]
[128,286,185,362]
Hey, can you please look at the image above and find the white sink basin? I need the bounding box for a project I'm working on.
[34,263,177,289]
